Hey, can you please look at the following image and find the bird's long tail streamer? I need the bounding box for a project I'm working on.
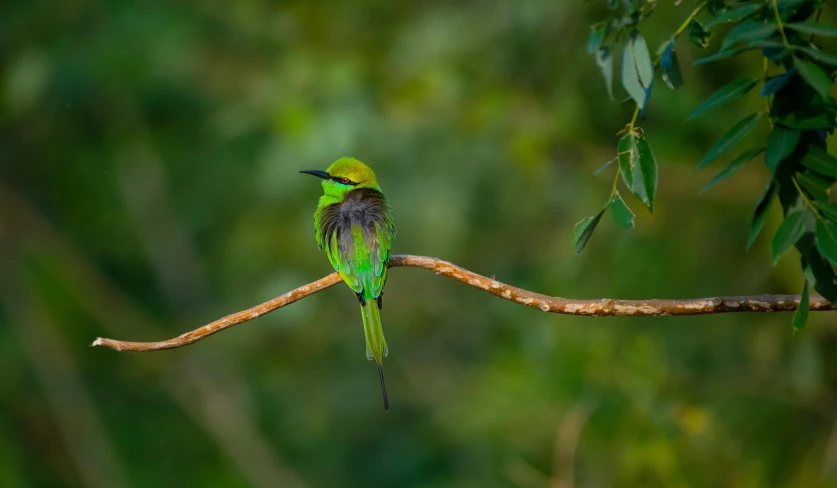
[361,298,389,410]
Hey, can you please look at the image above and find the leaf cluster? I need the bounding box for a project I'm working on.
[581,0,836,332]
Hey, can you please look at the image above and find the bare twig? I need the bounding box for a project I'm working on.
[92,255,836,352]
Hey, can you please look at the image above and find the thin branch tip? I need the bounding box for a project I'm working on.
[93,254,836,352]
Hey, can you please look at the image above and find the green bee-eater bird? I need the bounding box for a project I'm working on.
[301,157,396,410]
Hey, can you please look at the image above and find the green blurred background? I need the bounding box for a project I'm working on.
[2,1,837,487]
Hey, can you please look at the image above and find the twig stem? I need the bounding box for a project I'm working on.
[771,0,790,46]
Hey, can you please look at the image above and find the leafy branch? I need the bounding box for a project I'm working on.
[582,0,837,332]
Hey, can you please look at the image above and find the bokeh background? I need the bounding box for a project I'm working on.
[2,1,837,487]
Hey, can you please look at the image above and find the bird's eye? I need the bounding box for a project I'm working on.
[341,177,351,184]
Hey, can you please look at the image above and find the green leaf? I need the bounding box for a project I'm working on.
[760,42,793,64]
[792,281,809,334]
[707,0,726,17]
[793,57,831,100]
[572,210,604,254]
[796,172,832,202]
[771,208,807,264]
[705,4,764,29]
[588,25,607,54]
[785,22,837,37]
[815,201,837,223]
[804,248,837,303]
[621,32,653,109]
[618,132,636,194]
[748,181,777,250]
[760,69,795,97]
[660,40,683,90]
[721,21,777,51]
[801,146,837,177]
[634,133,658,212]
[621,42,646,109]
[701,147,763,192]
[698,113,763,169]
[816,219,837,265]
[609,192,635,229]
[693,47,753,65]
[655,41,669,57]
[631,33,654,88]
[686,78,759,121]
[777,111,835,130]
[594,157,617,176]
[687,20,711,48]
[797,46,837,67]
[596,47,614,99]
[618,130,658,212]
[765,126,800,170]
[775,0,816,11]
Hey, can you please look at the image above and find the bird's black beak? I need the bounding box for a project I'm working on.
[299,170,331,180]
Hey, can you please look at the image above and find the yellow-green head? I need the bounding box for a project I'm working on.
[300,157,381,201]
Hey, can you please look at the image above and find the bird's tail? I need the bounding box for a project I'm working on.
[360,298,389,410]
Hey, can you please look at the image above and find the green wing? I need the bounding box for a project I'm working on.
[370,220,393,297]
[313,189,395,299]
[315,207,362,293]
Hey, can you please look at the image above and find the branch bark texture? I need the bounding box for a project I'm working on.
[92,254,835,352]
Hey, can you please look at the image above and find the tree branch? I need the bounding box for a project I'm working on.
[92,254,836,352]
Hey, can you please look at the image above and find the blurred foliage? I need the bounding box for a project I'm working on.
[581,0,837,335]
[2,0,837,487]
